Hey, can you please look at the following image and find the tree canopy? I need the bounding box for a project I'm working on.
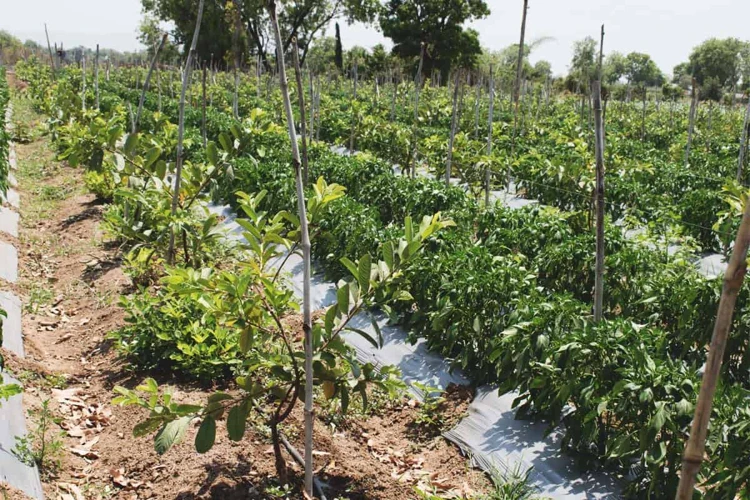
[141,0,379,66]
[379,0,489,80]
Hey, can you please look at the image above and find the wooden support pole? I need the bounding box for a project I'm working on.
[675,170,750,499]
[446,71,461,186]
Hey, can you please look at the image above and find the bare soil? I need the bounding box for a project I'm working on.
[2,91,490,499]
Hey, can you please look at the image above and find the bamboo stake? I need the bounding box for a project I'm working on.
[737,94,750,182]
[94,44,100,110]
[510,0,529,158]
[675,174,750,498]
[136,33,167,132]
[266,2,314,496]
[202,64,207,148]
[81,54,87,112]
[445,71,461,186]
[485,65,495,206]
[291,37,309,185]
[168,0,205,264]
[232,0,242,119]
[593,25,605,324]
[685,78,698,168]
[44,24,56,78]
[410,43,425,178]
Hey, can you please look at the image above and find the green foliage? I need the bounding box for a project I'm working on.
[13,400,64,477]
[379,0,490,77]
[411,382,445,433]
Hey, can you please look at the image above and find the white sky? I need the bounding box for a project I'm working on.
[2,0,749,76]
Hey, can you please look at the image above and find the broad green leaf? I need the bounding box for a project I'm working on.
[154,416,190,455]
[226,406,247,442]
[195,416,217,453]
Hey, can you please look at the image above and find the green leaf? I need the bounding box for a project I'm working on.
[357,254,371,295]
[239,327,253,353]
[345,327,378,348]
[207,142,219,165]
[195,416,217,453]
[154,416,190,455]
[124,132,139,157]
[337,283,350,315]
[133,417,163,437]
[340,257,358,278]
[226,406,247,442]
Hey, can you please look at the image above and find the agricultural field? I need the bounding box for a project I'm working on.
[2,1,750,499]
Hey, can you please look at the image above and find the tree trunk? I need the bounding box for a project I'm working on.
[168,0,205,264]
[267,2,314,496]
[675,179,750,499]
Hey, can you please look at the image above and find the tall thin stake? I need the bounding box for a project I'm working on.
[675,178,750,498]
[168,0,205,264]
[94,44,100,110]
[410,43,425,178]
[44,24,56,78]
[445,71,461,186]
[593,25,605,323]
[81,54,87,112]
[266,2,314,496]
[737,94,750,182]
[291,37,309,185]
[685,78,698,168]
[485,65,495,206]
[510,0,529,158]
[202,64,207,148]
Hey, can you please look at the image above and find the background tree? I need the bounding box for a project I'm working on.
[334,22,344,72]
[687,38,749,100]
[624,52,664,87]
[379,0,490,81]
[603,51,626,85]
[138,15,180,63]
[141,0,379,66]
[672,61,692,89]
[565,36,597,93]
[307,36,337,74]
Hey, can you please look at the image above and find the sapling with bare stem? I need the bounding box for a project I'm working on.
[265,1,314,495]
[291,37,309,185]
[136,33,167,132]
[168,0,205,265]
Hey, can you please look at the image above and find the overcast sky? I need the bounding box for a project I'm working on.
[2,0,749,76]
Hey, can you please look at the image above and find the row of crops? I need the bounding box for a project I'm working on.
[14,57,750,497]
[0,66,10,199]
